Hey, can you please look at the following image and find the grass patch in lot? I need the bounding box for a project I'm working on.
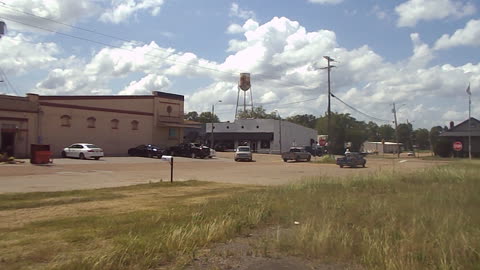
[0,180,210,211]
[1,162,479,269]
[311,155,336,164]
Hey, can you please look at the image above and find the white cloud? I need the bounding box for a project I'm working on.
[371,5,388,20]
[0,33,59,75]
[229,3,255,20]
[100,0,165,24]
[119,74,170,95]
[226,24,244,34]
[395,0,476,27]
[408,33,434,68]
[434,19,480,50]
[0,0,99,32]
[308,0,343,4]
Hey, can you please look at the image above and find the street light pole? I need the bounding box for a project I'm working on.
[211,100,222,149]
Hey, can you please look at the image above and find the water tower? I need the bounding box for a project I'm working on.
[235,73,254,119]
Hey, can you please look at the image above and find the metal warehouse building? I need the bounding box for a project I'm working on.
[206,119,318,154]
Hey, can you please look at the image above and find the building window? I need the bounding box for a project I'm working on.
[256,125,259,128]
[241,126,244,129]
[131,120,139,130]
[226,126,230,129]
[261,140,270,149]
[60,115,71,127]
[87,117,96,128]
[111,119,119,129]
[166,105,173,115]
[169,128,177,138]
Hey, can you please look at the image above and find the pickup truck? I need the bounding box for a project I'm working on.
[281,147,312,162]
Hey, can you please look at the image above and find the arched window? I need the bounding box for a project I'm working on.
[111,119,119,129]
[60,115,71,127]
[131,120,139,130]
[87,117,96,128]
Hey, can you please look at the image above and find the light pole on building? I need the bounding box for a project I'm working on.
[275,110,282,154]
[211,100,222,149]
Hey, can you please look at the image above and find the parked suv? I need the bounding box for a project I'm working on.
[234,146,252,162]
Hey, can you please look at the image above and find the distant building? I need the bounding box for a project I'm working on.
[440,117,480,157]
[206,119,317,153]
[0,91,188,158]
[362,141,403,154]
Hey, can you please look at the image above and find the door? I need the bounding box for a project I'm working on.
[1,132,15,157]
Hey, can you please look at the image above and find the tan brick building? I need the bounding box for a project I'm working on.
[0,91,187,158]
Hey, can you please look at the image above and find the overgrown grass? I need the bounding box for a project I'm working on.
[1,162,479,269]
[266,161,480,269]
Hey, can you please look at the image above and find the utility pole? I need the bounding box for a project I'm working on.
[392,102,400,158]
[321,56,335,152]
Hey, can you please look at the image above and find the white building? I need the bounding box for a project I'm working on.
[206,119,317,153]
[362,141,403,154]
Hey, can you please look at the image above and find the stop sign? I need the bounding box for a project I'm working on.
[453,141,463,151]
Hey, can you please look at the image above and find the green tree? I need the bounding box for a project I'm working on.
[378,124,395,141]
[365,121,380,141]
[397,123,413,150]
[315,112,368,154]
[197,112,220,123]
[237,106,279,119]
[285,114,317,129]
[430,126,451,157]
[184,111,199,121]
[414,128,430,150]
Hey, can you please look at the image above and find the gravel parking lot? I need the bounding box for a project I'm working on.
[0,152,444,193]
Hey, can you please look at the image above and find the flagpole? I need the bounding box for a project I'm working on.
[468,91,472,160]
[466,83,472,160]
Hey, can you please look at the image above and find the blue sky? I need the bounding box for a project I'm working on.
[0,0,479,128]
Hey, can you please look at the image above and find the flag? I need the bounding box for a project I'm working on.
[466,83,471,95]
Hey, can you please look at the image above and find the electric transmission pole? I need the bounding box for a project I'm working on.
[321,56,335,152]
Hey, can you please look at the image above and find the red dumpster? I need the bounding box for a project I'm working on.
[30,144,53,164]
[34,151,53,164]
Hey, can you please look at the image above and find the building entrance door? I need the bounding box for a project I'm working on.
[1,131,15,156]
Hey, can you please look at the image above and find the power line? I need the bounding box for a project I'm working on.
[330,92,391,122]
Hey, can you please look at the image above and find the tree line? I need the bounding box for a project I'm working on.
[185,106,450,155]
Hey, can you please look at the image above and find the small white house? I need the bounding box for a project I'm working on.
[206,119,317,153]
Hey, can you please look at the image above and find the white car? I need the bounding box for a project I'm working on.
[234,146,252,162]
[61,143,104,160]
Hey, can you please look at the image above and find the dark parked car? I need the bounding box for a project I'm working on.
[128,144,166,158]
[168,143,210,159]
[336,152,366,168]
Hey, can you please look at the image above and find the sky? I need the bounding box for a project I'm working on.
[0,0,479,129]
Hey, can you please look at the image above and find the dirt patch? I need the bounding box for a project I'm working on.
[184,227,361,270]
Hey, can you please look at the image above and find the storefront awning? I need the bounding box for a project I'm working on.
[206,132,274,141]
[157,122,201,128]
